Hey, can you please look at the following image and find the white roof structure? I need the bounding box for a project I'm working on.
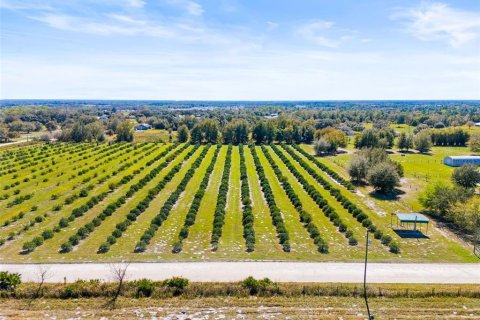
[446,156,480,160]
[444,155,480,167]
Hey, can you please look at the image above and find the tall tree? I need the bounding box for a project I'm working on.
[367,162,400,194]
[469,133,480,152]
[253,121,276,144]
[452,165,480,189]
[190,119,220,144]
[115,121,134,142]
[315,127,348,152]
[223,120,248,144]
[414,131,432,153]
[86,122,105,143]
[397,132,413,151]
[0,124,9,143]
[190,126,202,144]
[348,155,368,183]
[177,124,190,143]
[70,122,88,142]
[313,138,332,155]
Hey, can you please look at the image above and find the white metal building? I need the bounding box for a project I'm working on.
[443,156,480,167]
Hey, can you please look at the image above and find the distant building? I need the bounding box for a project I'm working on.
[475,122,480,127]
[128,115,137,119]
[98,115,109,120]
[264,113,278,119]
[134,123,152,131]
[444,156,480,167]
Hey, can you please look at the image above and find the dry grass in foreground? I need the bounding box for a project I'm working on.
[1,296,480,319]
[1,281,480,319]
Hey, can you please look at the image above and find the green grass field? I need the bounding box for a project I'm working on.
[0,141,477,263]
[134,129,175,143]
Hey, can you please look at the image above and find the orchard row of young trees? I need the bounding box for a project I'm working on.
[283,144,399,252]
[60,144,174,253]
[26,144,158,253]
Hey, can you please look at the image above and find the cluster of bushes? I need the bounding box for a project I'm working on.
[313,127,348,154]
[249,145,290,252]
[16,213,49,236]
[272,145,350,248]
[282,145,399,253]
[239,145,255,252]
[291,144,354,190]
[3,180,20,191]
[93,144,193,253]
[130,277,190,297]
[2,211,25,227]
[242,276,278,295]
[347,148,403,194]
[136,145,210,253]
[6,193,33,208]
[172,146,221,253]
[2,211,48,242]
[210,145,232,250]
[0,271,21,292]
[0,272,194,299]
[420,165,480,234]
[354,127,396,149]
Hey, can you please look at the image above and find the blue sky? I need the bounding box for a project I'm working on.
[1,0,479,100]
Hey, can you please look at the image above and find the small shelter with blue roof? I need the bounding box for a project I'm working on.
[392,212,430,235]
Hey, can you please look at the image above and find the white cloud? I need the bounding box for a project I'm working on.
[167,0,204,16]
[32,13,173,37]
[392,2,480,47]
[108,14,147,25]
[0,0,146,10]
[0,0,53,10]
[122,0,146,8]
[296,20,353,48]
[29,11,250,46]
[4,0,212,41]
[266,21,279,31]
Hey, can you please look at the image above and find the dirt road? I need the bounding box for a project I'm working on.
[1,262,479,283]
